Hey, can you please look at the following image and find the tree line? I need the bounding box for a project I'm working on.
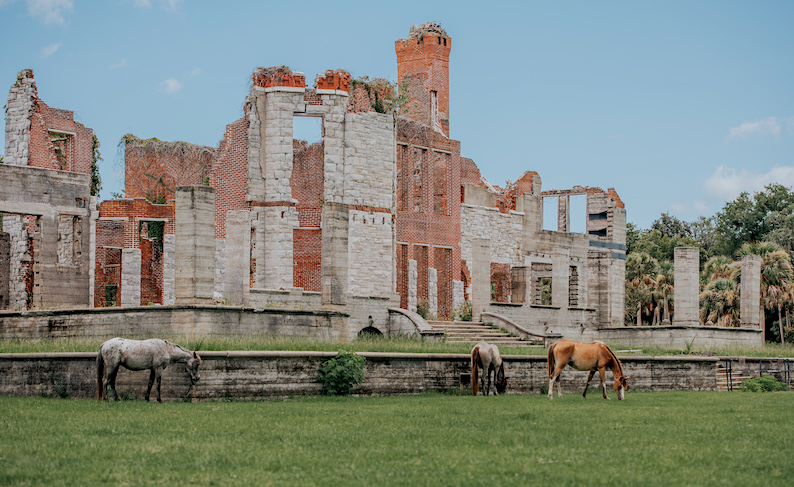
[625,183,794,343]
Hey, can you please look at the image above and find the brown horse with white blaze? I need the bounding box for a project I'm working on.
[547,340,629,400]
[471,341,508,395]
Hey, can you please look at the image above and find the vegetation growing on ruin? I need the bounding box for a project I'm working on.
[90,134,102,196]
[117,134,215,204]
[351,76,411,115]
[1,392,792,486]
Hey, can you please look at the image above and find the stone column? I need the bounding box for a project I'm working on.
[557,195,570,232]
[673,247,700,326]
[175,186,215,305]
[162,234,175,305]
[120,248,141,307]
[552,250,570,308]
[470,238,491,322]
[510,266,529,304]
[740,255,762,330]
[225,210,251,306]
[321,202,348,305]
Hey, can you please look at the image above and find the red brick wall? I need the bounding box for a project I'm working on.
[211,117,250,239]
[395,119,461,319]
[291,140,324,291]
[123,140,211,202]
[94,220,124,307]
[27,99,93,175]
[139,235,163,305]
[395,31,451,136]
[293,229,321,292]
[397,244,408,309]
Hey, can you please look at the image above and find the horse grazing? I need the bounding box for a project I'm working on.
[97,338,202,403]
[471,341,508,396]
[547,340,629,400]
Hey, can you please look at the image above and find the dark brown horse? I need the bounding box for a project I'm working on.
[97,338,202,402]
[547,340,629,400]
[471,341,508,395]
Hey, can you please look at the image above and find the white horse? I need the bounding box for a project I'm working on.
[471,341,508,395]
[97,338,202,403]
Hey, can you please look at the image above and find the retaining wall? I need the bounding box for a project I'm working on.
[0,352,718,402]
[0,305,348,340]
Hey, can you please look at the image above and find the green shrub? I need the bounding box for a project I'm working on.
[317,350,365,396]
[452,300,472,322]
[740,374,788,392]
[416,300,429,319]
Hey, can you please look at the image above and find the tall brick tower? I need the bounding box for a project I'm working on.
[395,22,451,137]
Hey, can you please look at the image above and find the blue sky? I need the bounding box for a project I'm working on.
[1,0,792,229]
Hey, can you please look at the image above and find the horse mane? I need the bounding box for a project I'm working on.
[601,342,624,378]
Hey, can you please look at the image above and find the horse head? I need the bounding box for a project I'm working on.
[495,364,508,395]
[614,375,629,400]
[186,351,202,383]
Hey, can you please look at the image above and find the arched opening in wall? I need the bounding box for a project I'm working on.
[542,197,557,231]
[490,263,511,303]
[569,194,587,234]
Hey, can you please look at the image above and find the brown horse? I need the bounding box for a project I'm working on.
[471,341,508,395]
[97,338,202,403]
[547,340,629,400]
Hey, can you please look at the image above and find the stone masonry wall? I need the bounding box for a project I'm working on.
[0,351,719,402]
[4,70,36,166]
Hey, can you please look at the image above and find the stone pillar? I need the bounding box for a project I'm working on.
[0,233,10,309]
[673,247,700,326]
[4,69,36,167]
[510,266,529,304]
[408,259,417,312]
[552,250,570,308]
[120,248,141,307]
[175,186,215,305]
[162,234,175,305]
[225,210,251,306]
[470,238,491,322]
[740,254,762,330]
[321,202,348,305]
[428,267,438,318]
[557,195,570,232]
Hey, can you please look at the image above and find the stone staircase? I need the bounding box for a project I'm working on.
[716,362,749,391]
[427,320,544,347]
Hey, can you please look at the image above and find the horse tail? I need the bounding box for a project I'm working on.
[471,346,480,396]
[547,342,556,378]
[96,350,104,401]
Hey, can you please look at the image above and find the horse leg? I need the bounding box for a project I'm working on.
[599,368,609,400]
[155,367,163,403]
[549,364,565,399]
[583,370,596,399]
[145,369,156,402]
[108,367,120,401]
[485,368,492,396]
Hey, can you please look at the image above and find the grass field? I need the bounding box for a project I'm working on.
[1,391,792,486]
[2,334,793,358]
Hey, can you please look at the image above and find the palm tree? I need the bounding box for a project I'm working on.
[626,253,659,325]
[655,260,675,324]
[699,277,740,326]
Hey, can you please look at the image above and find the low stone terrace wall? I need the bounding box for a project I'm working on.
[0,306,349,341]
[0,352,718,402]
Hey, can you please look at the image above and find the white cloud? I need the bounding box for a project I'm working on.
[726,116,782,141]
[158,78,182,94]
[26,0,73,26]
[668,200,711,217]
[190,68,201,77]
[130,0,181,10]
[41,41,62,56]
[109,59,128,70]
[704,164,794,201]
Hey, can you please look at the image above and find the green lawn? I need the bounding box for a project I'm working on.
[1,391,791,486]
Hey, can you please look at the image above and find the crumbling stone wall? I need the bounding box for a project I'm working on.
[0,233,10,309]
[2,215,31,309]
